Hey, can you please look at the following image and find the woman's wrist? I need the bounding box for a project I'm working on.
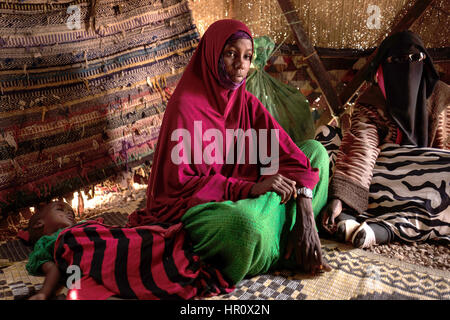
[296,196,314,217]
[296,196,315,230]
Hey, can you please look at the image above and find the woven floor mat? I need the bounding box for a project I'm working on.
[1,203,449,299]
[205,240,450,300]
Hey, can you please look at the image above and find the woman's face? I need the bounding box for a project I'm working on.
[221,38,253,83]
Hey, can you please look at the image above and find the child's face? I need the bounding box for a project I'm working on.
[42,201,76,235]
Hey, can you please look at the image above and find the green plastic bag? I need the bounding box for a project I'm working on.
[246,36,315,144]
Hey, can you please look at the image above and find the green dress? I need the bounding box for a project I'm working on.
[182,139,329,284]
[26,229,65,276]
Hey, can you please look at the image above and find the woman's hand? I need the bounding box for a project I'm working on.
[320,199,343,234]
[285,197,331,275]
[249,174,297,204]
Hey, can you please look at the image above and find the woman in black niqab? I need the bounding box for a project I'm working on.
[368,30,440,147]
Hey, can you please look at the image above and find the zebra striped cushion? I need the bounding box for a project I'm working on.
[362,145,450,242]
[315,125,450,243]
[314,125,342,178]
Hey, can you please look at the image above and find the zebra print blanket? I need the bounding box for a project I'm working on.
[316,125,450,243]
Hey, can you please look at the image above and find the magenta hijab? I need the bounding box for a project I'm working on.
[127,20,319,226]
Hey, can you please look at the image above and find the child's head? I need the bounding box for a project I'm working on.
[28,201,75,243]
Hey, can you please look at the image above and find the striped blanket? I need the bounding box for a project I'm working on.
[0,0,199,216]
[316,125,450,243]
[54,220,232,300]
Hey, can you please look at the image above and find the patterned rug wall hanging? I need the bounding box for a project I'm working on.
[0,0,200,217]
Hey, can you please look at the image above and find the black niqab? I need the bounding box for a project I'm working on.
[368,31,439,147]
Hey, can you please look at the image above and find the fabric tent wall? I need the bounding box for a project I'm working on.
[0,0,200,217]
[189,0,449,49]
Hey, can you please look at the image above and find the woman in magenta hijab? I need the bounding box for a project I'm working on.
[129,19,331,284]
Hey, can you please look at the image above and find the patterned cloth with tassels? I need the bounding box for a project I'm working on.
[0,0,200,217]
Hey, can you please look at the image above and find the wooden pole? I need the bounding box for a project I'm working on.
[337,0,437,107]
[276,0,344,116]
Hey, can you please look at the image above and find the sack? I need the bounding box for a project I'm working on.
[246,36,315,144]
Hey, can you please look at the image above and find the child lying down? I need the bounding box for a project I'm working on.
[25,201,231,300]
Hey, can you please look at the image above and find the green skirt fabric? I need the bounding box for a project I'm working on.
[181,139,329,284]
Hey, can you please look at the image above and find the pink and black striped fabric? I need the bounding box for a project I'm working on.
[54,221,233,300]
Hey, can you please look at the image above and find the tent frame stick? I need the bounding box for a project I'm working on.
[277,0,344,116]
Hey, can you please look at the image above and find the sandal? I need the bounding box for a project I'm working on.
[351,222,377,248]
[336,219,360,243]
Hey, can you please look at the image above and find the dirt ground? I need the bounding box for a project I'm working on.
[364,240,449,271]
